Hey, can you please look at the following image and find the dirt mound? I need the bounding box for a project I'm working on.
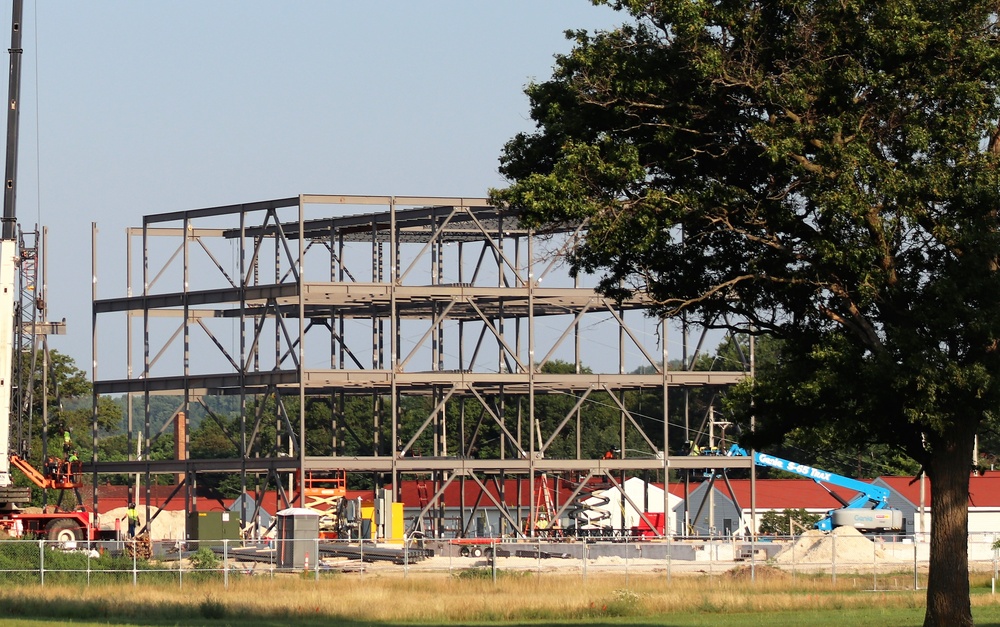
[726,564,787,580]
[775,526,884,564]
[100,507,188,540]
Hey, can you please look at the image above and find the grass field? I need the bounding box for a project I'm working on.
[9,609,1000,627]
[2,570,1000,626]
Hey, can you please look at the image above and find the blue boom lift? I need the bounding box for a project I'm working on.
[724,445,903,531]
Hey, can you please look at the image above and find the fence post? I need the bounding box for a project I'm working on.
[223,539,229,589]
[993,534,998,596]
[831,533,837,586]
[315,539,320,582]
[708,540,714,578]
[491,539,497,584]
[624,534,629,588]
[132,540,137,587]
[792,534,797,582]
[913,539,919,590]
[536,538,542,579]
[666,543,671,583]
[872,535,877,591]
[38,540,44,587]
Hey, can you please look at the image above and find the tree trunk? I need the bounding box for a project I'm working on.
[923,428,975,627]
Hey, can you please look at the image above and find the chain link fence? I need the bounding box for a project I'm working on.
[0,533,996,590]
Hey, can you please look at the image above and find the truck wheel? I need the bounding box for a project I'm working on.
[471,547,483,557]
[46,519,83,543]
[459,546,470,557]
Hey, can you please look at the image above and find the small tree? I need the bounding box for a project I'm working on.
[759,509,822,536]
[188,547,220,570]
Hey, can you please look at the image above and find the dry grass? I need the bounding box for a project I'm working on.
[6,570,998,624]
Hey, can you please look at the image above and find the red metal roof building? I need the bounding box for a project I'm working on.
[874,474,1000,535]
[82,473,1000,539]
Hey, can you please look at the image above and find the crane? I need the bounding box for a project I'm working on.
[0,0,23,499]
[0,0,91,543]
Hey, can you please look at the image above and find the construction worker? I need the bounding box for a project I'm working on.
[535,514,550,536]
[124,503,139,538]
[67,450,79,463]
[62,427,72,454]
[43,456,57,479]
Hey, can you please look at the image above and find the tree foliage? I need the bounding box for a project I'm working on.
[715,335,921,477]
[759,508,821,536]
[9,350,121,504]
[492,2,1000,625]
[17,350,121,459]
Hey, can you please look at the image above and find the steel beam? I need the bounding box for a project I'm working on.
[92,195,753,533]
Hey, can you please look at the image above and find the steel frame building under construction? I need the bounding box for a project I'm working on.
[88,194,753,538]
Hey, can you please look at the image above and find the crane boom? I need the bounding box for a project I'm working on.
[751,451,891,505]
[2,0,20,237]
[0,0,22,490]
[725,445,902,531]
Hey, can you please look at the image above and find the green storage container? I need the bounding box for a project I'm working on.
[186,511,241,548]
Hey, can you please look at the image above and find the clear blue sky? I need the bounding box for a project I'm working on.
[5,0,628,369]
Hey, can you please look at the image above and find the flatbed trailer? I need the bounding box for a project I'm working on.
[0,508,95,542]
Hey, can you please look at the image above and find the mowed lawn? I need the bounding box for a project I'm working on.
[3,608,1000,627]
[2,573,1000,626]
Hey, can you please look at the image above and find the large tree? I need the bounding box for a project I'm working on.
[492,2,1000,625]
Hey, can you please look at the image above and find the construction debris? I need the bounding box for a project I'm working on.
[318,542,434,564]
[125,532,152,560]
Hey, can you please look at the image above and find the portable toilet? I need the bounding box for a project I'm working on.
[276,508,320,569]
